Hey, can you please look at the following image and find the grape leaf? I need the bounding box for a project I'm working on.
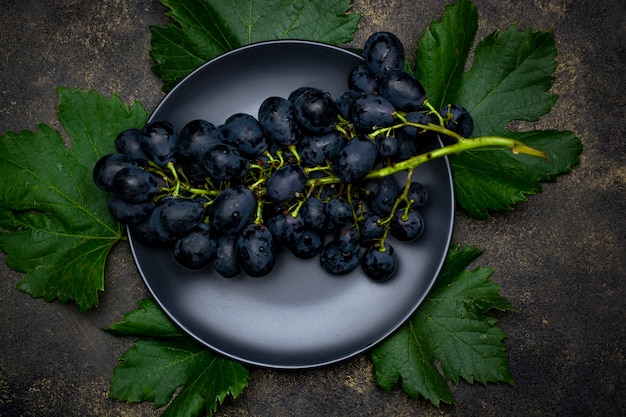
[151,0,361,91]
[370,245,515,406]
[0,87,148,312]
[415,0,582,218]
[415,0,478,110]
[106,299,250,417]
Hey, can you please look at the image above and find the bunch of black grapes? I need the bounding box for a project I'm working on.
[93,32,473,281]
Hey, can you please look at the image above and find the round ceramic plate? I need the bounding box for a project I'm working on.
[128,40,455,369]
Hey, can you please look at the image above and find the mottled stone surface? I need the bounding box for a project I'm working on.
[1,0,624,416]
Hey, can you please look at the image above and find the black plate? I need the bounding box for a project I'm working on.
[129,40,455,369]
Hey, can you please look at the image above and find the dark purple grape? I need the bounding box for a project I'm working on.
[214,234,241,278]
[331,135,377,184]
[258,96,301,148]
[131,201,177,245]
[141,120,179,167]
[395,111,430,141]
[265,163,307,202]
[440,104,474,138]
[210,185,257,234]
[378,69,426,111]
[335,90,364,119]
[289,228,325,259]
[180,160,209,185]
[174,223,216,270]
[159,197,205,235]
[361,244,398,281]
[93,153,137,192]
[108,193,155,225]
[319,241,361,275]
[221,113,268,158]
[300,196,327,230]
[407,182,429,209]
[363,31,405,77]
[349,94,396,130]
[334,222,360,253]
[112,166,159,203]
[325,196,353,232]
[363,175,401,217]
[292,88,338,134]
[288,86,316,103]
[177,119,223,162]
[237,223,276,277]
[114,128,149,165]
[376,134,399,157]
[390,209,424,242]
[360,214,385,243]
[202,143,249,181]
[348,64,378,94]
[299,131,345,166]
[266,210,304,246]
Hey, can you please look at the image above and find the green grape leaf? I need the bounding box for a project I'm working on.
[415,0,582,218]
[415,0,478,110]
[371,245,515,406]
[0,87,149,312]
[107,299,249,417]
[151,0,361,91]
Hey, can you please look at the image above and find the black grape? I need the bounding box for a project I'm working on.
[221,113,268,158]
[334,222,360,253]
[440,104,474,138]
[174,223,216,270]
[112,166,159,203]
[265,163,307,202]
[266,210,304,246]
[159,197,205,235]
[258,96,301,148]
[300,196,327,230]
[360,214,385,244]
[377,69,426,112]
[319,241,361,275]
[108,193,155,225]
[93,153,137,192]
[407,182,429,209]
[376,134,399,157]
[141,120,179,167]
[395,111,430,141]
[287,86,316,103]
[325,196,353,232]
[114,128,149,165]
[363,175,401,217]
[390,209,424,242]
[202,143,249,181]
[289,228,325,259]
[214,234,241,278]
[331,135,377,184]
[362,31,405,77]
[236,223,276,277]
[335,90,364,120]
[349,94,396,130]
[209,185,257,234]
[292,88,338,134]
[177,119,223,163]
[131,201,177,245]
[348,64,378,94]
[361,244,398,281]
[299,131,345,166]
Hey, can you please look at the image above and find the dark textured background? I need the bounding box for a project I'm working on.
[1,1,624,416]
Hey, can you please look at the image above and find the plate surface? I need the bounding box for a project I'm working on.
[129,40,455,369]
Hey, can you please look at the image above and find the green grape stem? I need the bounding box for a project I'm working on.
[308,128,546,188]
